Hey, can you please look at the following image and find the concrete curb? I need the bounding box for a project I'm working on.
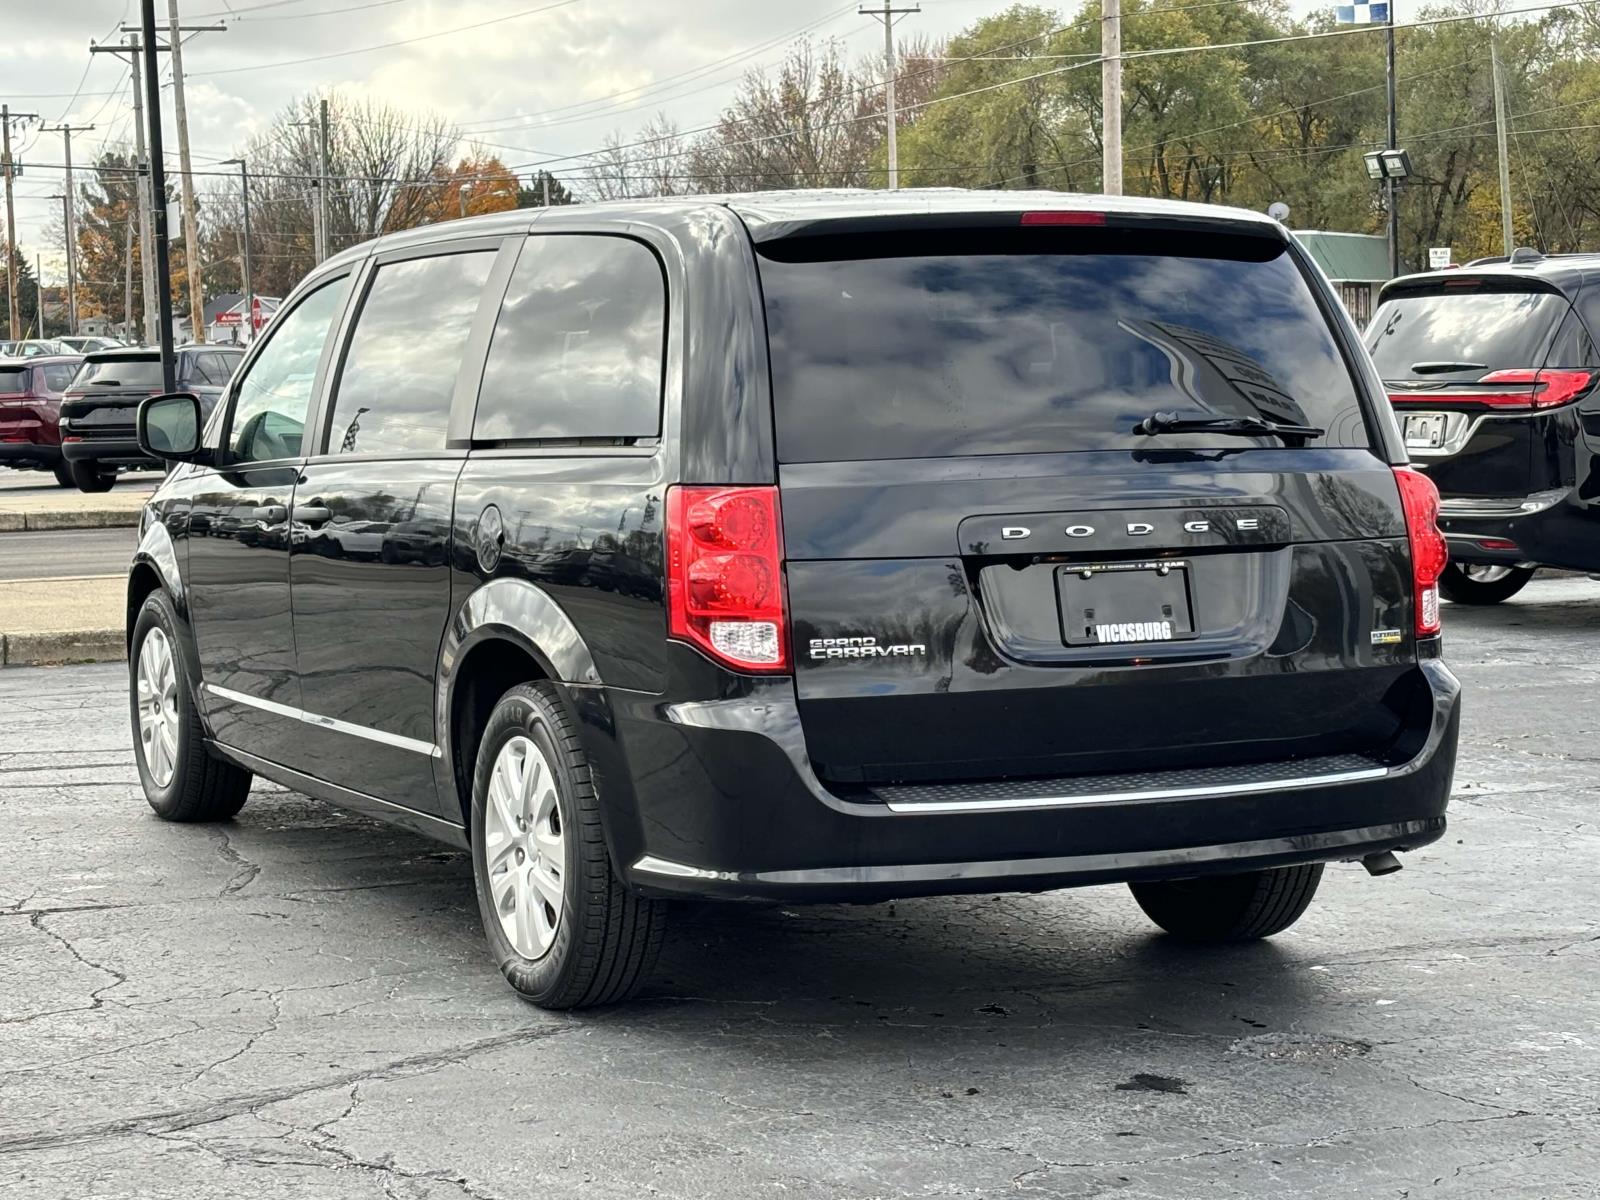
[0,509,142,532]
[1,629,126,667]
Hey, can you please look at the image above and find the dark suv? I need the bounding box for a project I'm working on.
[125,191,1460,1009]
[0,354,83,485]
[1369,249,1600,602]
[60,344,242,491]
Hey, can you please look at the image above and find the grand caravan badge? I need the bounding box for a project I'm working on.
[809,636,927,660]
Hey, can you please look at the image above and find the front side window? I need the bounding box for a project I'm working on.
[228,277,348,465]
[473,235,665,442]
[326,251,495,457]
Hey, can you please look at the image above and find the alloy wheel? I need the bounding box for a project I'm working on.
[136,627,180,788]
[1461,565,1514,584]
[483,734,566,959]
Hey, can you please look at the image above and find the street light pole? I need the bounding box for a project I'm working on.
[1385,0,1399,276]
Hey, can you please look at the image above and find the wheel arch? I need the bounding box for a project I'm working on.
[127,517,206,714]
[437,578,602,826]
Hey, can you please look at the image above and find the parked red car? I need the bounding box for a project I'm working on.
[0,355,84,487]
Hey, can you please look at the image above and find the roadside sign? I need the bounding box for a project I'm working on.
[1428,247,1451,269]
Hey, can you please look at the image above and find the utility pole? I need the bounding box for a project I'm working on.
[318,98,331,261]
[107,15,224,346]
[35,255,45,338]
[2,105,39,341]
[222,158,252,342]
[1100,0,1126,195]
[92,36,157,344]
[123,218,135,340]
[1491,32,1514,257]
[1102,0,1123,195]
[45,124,93,335]
[48,193,71,335]
[292,106,331,259]
[141,0,177,391]
[1385,0,1399,277]
[167,0,224,343]
[860,1,919,190]
[542,172,550,208]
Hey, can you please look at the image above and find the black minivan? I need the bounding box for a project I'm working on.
[126,191,1460,1009]
[1368,249,1600,603]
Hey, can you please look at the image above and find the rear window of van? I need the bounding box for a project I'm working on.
[757,228,1371,462]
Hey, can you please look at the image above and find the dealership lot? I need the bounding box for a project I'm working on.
[2,577,1598,1198]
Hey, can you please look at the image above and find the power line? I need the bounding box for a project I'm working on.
[189,0,583,77]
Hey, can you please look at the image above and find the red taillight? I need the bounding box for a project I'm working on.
[665,485,788,672]
[1394,467,1448,637]
[1389,368,1593,411]
[1481,368,1594,408]
[1021,211,1105,226]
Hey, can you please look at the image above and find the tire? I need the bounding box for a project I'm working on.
[70,460,116,493]
[52,462,74,488]
[470,681,666,1009]
[1130,863,1324,942]
[130,591,252,822]
[1438,562,1535,605]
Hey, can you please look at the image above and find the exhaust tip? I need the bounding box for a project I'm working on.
[1362,850,1403,877]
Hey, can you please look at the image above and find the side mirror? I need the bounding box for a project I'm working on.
[137,392,211,465]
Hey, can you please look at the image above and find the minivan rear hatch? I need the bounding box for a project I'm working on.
[756,216,1423,788]
[1367,276,1591,496]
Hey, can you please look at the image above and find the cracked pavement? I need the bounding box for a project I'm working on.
[2,576,1599,1198]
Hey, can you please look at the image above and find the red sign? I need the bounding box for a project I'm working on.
[215,310,241,325]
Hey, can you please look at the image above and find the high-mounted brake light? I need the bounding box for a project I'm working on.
[665,485,789,672]
[1394,467,1448,637]
[1389,368,1594,412]
[1020,211,1106,226]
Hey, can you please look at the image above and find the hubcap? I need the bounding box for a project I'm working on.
[1463,564,1514,584]
[136,627,180,789]
[483,734,565,960]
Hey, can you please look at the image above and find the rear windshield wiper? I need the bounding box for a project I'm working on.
[1411,360,1487,374]
[1134,410,1325,441]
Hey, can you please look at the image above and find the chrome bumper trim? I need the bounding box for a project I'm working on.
[876,766,1390,814]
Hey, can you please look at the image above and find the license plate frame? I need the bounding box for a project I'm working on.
[1404,412,1448,450]
[1057,561,1197,647]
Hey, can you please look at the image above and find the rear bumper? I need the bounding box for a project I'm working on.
[580,657,1460,903]
[60,435,151,466]
[1439,489,1600,571]
[0,441,61,467]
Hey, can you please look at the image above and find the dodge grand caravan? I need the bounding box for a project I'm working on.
[1369,249,1600,603]
[126,191,1460,1009]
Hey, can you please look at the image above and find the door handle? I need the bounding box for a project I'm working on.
[251,504,287,522]
[293,504,332,526]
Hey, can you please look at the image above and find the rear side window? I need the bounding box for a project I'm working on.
[0,368,27,395]
[1366,288,1570,379]
[327,250,495,457]
[41,364,78,393]
[758,229,1370,462]
[473,235,665,442]
[73,358,163,389]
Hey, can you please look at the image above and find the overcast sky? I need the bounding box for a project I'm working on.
[7,0,1323,288]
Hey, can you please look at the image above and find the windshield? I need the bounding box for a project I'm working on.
[0,368,28,395]
[757,229,1370,462]
[71,358,163,389]
[1366,288,1569,379]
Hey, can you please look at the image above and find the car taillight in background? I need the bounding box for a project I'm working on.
[1394,467,1448,636]
[665,485,789,672]
[1389,368,1594,411]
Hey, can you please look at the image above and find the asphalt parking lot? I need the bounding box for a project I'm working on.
[3,577,1599,1199]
